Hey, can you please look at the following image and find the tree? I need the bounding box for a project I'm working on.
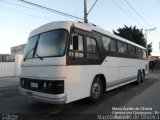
[113,25,146,47]
[147,42,152,55]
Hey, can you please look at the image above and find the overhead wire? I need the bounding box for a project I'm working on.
[17,0,84,21]
[123,0,160,49]
[124,0,160,43]
[87,0,98,15]
[0,6,52,20]
[111,0,146,28]
[120,0,147,28]
[2,0,157,32]
[123,0,152,28]
[2,0,84,21]
[1,0,41,12]
[1,0,54,21]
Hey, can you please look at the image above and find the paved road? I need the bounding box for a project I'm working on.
[0,71,160,120]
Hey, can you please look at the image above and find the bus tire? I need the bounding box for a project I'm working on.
[136,71,142,84]
[141,70,145,82]
[88,77,103,103]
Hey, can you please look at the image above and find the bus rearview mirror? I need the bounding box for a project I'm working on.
[73,36,79,50]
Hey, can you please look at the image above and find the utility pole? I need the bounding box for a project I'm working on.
[159,42,160,54]
[145,27,156,57]
[84,0,88,23]
[84,0,98,23]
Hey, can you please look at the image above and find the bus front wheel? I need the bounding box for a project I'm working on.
[88,77,103,103]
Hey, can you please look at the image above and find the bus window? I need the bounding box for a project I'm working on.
[36,30,68,57]
[23,35,39,60]
[102,36,116,52]
[142,50,147,59]
[136,48,142,58]
[128,45,136,56]
[118,41,123,53]
[117,41,128,54]
[69,34,84,58]
[86,37,99,59]
[123,43,128,54]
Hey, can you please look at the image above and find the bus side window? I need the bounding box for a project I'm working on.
[102,36,116,52]
[69,34,84,59]
[117,41,123,53]
[86,37,99,59]
[118,42,128,54]
[123,43,128,54]
[136,48,141,58]
[142,50,147,59]
[129,45,136,56]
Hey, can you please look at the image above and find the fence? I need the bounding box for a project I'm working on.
[0,62,15,77]
[0,54,23,88]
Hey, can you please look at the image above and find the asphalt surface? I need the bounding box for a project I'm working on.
[0,71,160,120]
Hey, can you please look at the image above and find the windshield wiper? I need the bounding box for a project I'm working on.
[35,52,43,60]
[23,48,43,61]
[23,47,34,61]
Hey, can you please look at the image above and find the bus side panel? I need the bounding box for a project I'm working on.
[101,57,137,89]
[66,65,103,103]
[118,58,137,82]
[65,57,119,103]
[101,56,119,88]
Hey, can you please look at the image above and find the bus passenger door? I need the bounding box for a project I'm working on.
[66,29,88,103]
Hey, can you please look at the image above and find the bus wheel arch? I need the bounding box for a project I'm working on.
[88,74,106,103]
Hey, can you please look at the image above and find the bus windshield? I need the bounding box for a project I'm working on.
[23,29,68,61]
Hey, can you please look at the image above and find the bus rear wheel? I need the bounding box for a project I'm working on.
[141,71,145,82]
[88,77,103,103]
[136,71,142,84]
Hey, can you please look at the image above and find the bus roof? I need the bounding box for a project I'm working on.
[30,21,146,50]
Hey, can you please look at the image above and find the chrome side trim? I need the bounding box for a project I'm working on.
[107,76,137,89]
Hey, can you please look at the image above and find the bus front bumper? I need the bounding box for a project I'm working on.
[19,87,66,104]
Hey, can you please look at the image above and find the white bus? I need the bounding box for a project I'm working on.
[19,21,148,104]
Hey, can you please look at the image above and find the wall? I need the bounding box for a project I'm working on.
[0,54,23,77]
[0,54,23,88]
[0,62,15,77]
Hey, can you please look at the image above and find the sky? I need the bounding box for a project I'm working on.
[0,0,160,55]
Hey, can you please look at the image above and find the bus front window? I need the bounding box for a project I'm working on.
[23,29,68,61]
[23,35,39,61]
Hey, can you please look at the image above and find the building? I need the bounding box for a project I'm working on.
[10,44,26,61]
[11,44,26,56]
[0,54,10,62]
[0,44,26,62]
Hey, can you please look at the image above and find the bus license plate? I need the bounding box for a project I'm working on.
[31,82,38,88]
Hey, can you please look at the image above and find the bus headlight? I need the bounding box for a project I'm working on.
[43,81,64,94]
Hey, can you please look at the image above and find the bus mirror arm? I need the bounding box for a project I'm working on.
[73,35,79,50]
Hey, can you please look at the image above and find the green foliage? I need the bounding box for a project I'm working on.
[113,25,146,47]
[147,42,152,55]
